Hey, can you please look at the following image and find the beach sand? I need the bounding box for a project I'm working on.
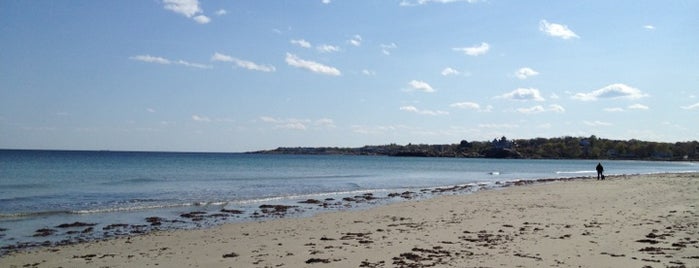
[2,173,697,268]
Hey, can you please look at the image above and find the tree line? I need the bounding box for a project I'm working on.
[254,135,699,161]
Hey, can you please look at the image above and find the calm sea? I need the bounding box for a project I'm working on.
[1,149,697,252]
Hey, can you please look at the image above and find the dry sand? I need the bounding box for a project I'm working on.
[2,173,697,268]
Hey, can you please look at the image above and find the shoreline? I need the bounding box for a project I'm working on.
[0,172,602,256]
[1,172,697,267]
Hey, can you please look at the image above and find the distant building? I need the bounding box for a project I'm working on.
[651,151,673,159]
[492,136,514,149]
[580,139,591,156]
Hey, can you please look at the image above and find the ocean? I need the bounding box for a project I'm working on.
[1,149,697,253]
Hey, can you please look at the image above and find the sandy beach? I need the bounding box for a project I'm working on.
[2,172,697,268]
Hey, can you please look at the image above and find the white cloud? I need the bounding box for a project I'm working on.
[192,115,211,122]
[291,39,312,48]
[131,55,211,69]
[314,118,335,128]
[572,83,648,101]
[517,106,545,114]
[681,102,699,110]
[453,42,490,56]
[497,88,545,101]
[643,25,656,30]
[478,123,519,129]
[176,59,212,69]
[441,67,460,76]
[193,15,210,24]
[604,104,650,112]
[398,105,414,112]
[381,43,397,55]
[517,104,565,114]
[259,116,279,123]
[450,102,480,110]
[548,104,565,113]
[538,123,552,129]
[604,107,625,112]
[362,69,376,76]
[584,120,612,127]
[163,0,211,24]
[628,104,649,110]
[130,55,171,64]
[259,116,307,130]
[407,80,435,93]
[259,116,334,130]
[351,125,379,135]
[215,9,227,16]
[351,125,405,135]
[146,108,156,113]
[539,19,579,39]
[287,123,308,130]
[400,0,481,6]
[322,0,331,4]
[211,53,275,72]
[349,35,362,47]
[316,44,341,53]
[210,52,234,62]
[514,67,539,79]
[231,59,275,72]
[400,106,448,116]
[450,102,491,112]
[285,53,341,76]
[163,0,202,17]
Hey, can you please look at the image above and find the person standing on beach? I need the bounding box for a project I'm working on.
[596,162,604,180]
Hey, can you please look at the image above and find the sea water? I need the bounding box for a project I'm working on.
[1,149,696,253]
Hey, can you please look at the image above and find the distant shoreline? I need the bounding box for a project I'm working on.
[250,136,699,161]
[250,145,698,162]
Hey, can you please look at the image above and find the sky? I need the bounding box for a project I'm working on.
[1,0,698,152]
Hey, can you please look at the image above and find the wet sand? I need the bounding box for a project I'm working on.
[2,173,697,267]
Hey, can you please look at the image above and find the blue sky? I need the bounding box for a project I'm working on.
[1,0,697,152]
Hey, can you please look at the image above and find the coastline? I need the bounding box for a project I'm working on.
[2,172,698,267]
